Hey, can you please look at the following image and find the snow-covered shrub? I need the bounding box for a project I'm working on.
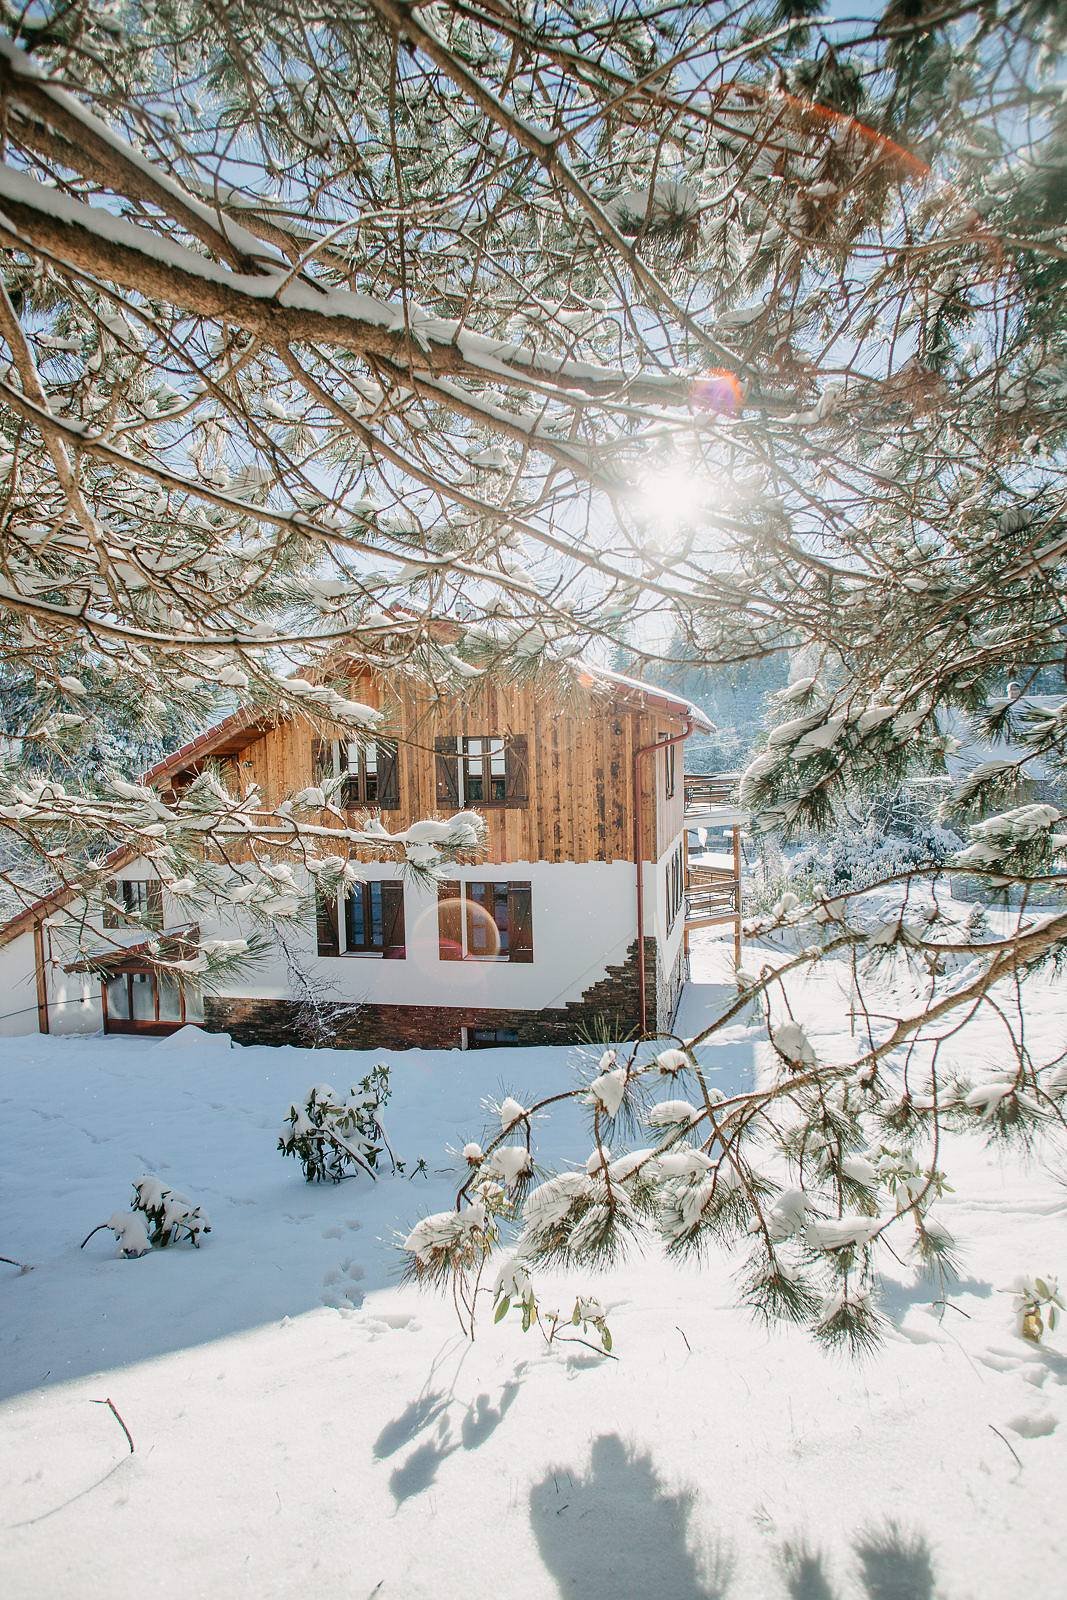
[758,815,964,909]
[279,1067,393,1183]
[81,1174,211,1257]
[132,1175,212,1247]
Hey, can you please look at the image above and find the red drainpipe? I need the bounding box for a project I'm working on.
[632,716,695,1036]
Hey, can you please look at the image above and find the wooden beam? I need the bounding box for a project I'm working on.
[732,824,743,970]
[32,920,49,1034]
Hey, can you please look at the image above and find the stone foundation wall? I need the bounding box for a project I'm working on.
[656,935,686,1037]
[203,938,674,1049]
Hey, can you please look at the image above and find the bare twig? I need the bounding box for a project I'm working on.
[988,1424,1022,1471]
[90,1396,135,1455]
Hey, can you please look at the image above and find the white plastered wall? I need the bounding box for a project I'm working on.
[206,859,645,1013]
[4,856,185,1037]
[3,842,688,1034]
[0,929,40,1037]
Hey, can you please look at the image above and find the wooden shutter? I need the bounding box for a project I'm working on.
[503,734,529,805]
[312,737,333,785]
[146,879,164,931]
[316,888,340,956]
[437,880,463,960]
[508,883,533,963]
[377,742,400,809]
[102,879,120,929]
[381,880,406,958]
[435,736,460,807]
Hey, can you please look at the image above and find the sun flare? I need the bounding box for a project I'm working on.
[633,465,715,536]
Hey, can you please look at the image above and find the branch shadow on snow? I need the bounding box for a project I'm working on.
[777,1540,838,1600]
[388,1422,460,1505]
[777,1522,944,1600]
[377,1377,523,1506]
[854,1522,939,1600]
[526,1438,948,1600]
[373,1392,451,1460]
[875,1272,993,1325]
[529,1434,733,1600]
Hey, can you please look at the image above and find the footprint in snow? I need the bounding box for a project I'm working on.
[1006,1410,1057,1438]
[321,1261,365,1311]
[357,1310,420,1333]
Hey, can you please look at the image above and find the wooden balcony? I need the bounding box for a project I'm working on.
[687,864,739,920]
[683,771,749,829]
[683,774,747,965]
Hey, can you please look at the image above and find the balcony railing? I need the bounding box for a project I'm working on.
[684,772,741,810]
[686,862,739,921]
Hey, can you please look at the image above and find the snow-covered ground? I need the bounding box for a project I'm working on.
[2,932,1065,1599]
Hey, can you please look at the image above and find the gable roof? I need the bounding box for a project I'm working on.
[0,663,711,948]
[587,666,714,732]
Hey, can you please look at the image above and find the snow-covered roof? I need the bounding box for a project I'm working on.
[581,665,715,733]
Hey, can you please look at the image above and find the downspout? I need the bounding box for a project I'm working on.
[632,716,694,1036]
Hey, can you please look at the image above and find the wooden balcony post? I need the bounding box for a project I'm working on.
[732,823,742,970]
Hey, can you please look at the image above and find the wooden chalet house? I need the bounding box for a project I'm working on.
[0,662,718,1049]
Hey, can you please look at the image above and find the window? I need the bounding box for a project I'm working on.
[468,1028,520,1049]
[666,842,685,933]
[438,881,533,962]
[434,734,528,808]
[103,879,163,930]
[312,738,399,810]
[659,732,676,801]
[102,969,194,1032]
[317,879,405,958]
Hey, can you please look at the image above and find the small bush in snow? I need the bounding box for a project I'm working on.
[1011,1275,1063,1344]
[81,1174,211,1258]
[279,1066,394,1183]
[492,1259,614,1353]
[132,1175,212,1247]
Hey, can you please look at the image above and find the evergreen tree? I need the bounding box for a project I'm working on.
[0,1,1063,1346]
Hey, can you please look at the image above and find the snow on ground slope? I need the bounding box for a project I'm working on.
[1,933,1065,1600]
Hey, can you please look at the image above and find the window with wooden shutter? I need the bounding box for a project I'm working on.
[312,737,333,787]
[439,882,534,961]
[504,735,529,805]
[380,880,405,958]
[316,888,340,956]
[467,881,509,955]
[438,880,463,959]
[508,883,534,962]
[659,731,677,800]
[145,880,164,929]
[665,842,685,932]
[377,742,400,809]
[341,740,377,808]
[104,879,163,930]
[437,734,526,807]
[340,880,405,956]
[435,737,461,807]
[103,878,120,929]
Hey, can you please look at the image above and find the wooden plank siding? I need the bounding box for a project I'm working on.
[224,672,687,866]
